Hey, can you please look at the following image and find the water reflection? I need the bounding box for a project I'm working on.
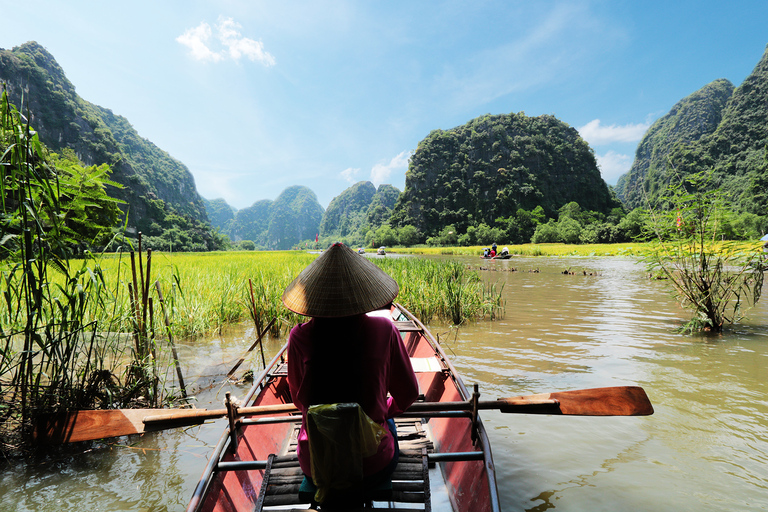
[2,256,768,511]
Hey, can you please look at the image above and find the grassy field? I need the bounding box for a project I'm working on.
[28,249,504,339]
[390,243,644,257]
[388,241,763,257]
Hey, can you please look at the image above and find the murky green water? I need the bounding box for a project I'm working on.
[2,256,767,511]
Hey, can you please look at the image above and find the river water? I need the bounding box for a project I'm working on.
[2,256,767,511]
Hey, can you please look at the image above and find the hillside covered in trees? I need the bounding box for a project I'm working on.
[212,186,324,250]
[317,182,400,247]
[616,44,768,218]
[390,112,618,238]
[615,79,734,208]
[0,41,222,251]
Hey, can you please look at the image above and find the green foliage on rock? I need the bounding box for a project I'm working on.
[203,197,237,233]
[391,112,617,239]
[616,45,768,224]
[318,181,401,247]
[224,186,323,250]
[0,41,222,251]
[269,186,324,250]
[616,79,734,209]
[320,181,376,240]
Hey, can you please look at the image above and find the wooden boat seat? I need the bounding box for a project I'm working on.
[297,475,393,506]
[255,418,433,511]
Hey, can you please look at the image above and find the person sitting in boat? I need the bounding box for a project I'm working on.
[500,246,509,256]
[490,247,496,257]
[483,247,490,258]
[282,242,419,500]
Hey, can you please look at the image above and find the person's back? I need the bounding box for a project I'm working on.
[288,313,418,477]
[281,242,419,488]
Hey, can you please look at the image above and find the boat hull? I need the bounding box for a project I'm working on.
[187,303,500,512]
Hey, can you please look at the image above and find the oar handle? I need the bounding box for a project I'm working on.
[142,403,299,425]
[407,399,558,413]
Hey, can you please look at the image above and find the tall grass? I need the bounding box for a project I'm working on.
[10,251,504,345]
[0,90,139,445]
[376,258,504,325]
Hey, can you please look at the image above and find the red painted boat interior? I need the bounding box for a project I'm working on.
[193,304,498,512]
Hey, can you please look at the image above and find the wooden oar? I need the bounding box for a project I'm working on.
[36,403,299,444]
[37,386,652,443]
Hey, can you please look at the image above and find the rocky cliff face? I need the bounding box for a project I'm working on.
[390,112,616,236]
[0,42,208,232]
[320,181,377,238]
[616,45,768,214]
[223,186,323,249]
[614,79,734,209]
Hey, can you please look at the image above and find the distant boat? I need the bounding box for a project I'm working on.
[377,246,386,255]
[357,248,365,254]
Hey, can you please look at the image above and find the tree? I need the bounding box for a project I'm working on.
[373,224,398,247]
[531,220,559,243]
[643,170,767,333]
[557,217,582,244]
[397,225,420,247]
[475,223,503,246]
[615,208,648,242]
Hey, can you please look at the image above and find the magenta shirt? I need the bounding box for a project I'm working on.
[287,313,419,477]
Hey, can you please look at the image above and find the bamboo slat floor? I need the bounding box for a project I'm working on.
[257,418,435,511]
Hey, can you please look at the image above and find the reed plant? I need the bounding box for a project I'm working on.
[376,257,504,325]
[0,90,136,446]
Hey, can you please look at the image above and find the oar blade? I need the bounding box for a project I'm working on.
[499,386,653,416]
[553,386,653,416]
[36,409,157,443]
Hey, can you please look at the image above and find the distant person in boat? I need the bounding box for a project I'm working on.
[492,242,497,254]
[490,247,496,257]
[282,242,419,493]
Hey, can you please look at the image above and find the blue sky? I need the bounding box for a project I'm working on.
[2,1,767,210]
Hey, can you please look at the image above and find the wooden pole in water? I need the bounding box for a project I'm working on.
[155,280,187,398]
[248,278,267,369]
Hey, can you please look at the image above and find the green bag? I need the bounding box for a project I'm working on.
[306,403,387,503]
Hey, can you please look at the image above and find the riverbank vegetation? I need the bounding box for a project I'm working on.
[642,170,767,333]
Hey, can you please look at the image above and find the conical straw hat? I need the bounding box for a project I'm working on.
[282,242,399,317]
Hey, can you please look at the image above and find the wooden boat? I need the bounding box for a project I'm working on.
[186,302,500,512]
[377,246,386,255]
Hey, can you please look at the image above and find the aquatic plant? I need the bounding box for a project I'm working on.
[643,170,767,333]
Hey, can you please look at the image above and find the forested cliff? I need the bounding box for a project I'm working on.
[0,41,220,250]
[616,45,768,214]
[390,112,617,237]
[215,186,323,250]
[615,79,734,208]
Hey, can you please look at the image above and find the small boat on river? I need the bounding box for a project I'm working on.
[186,302,500,512]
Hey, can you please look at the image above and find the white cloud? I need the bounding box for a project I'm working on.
[577,119,650,146]
[339,167,360,183]
[177,17,275,66]
[370,150,411,186]
[595,150,633,185]
[176,23,221,62]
